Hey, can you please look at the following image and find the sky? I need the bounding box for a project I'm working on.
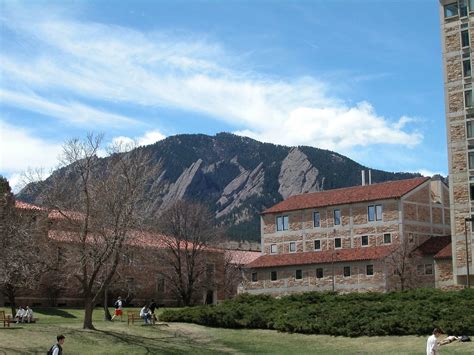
[0,0,446,191]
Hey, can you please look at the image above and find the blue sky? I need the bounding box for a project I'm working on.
[0,0,446,190]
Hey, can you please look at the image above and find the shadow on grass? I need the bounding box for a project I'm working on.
[93,328,213,354]
[34,308,77,318]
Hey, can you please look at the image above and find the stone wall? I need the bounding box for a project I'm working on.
[242,260,386,295]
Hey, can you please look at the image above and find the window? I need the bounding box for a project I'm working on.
[271,271,277,281]
[126,277,135,291]
[156,276,165,293]
[270,244,277,254]
[469,152,474,169]
[444,2,458,17]
[462,30,470,48]
[368,204,383,222]
[295,269,303,280]
[343,266,351,277]
[276,215,289,231]
[333,209,341,225]
[464,59,472,77]
[383,233,392,244]
[366,264,374,276]
[470,183,474,200]
[251,272,258,282]
[361,235,369,246]
[460,0,469,17]
[468,121,474,139]
[314,240,321,251]
[316,268,324,278]
[289,242,296,253]
[313,211,320,227]
[466,90,473,107]
[425,264,433,275]
[206,263,215,279]
[335,238,342,249]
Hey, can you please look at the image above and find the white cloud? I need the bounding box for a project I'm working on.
[0,120,62,190]
[0,9,423,153]
[111,130,166,150]
[0,89,139,128]
[416,169,446,178]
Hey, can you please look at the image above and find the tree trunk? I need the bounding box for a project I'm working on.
[103,287,111,321]
[83,298,95,330]
[5,286,17,318]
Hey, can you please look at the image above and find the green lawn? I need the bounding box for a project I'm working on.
[0,307,473,354]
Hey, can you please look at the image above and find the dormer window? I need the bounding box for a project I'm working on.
[276,215,289,231]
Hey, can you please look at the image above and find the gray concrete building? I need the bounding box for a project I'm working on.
[440,0,474,287]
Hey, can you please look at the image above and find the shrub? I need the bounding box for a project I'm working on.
[159,288,474,337]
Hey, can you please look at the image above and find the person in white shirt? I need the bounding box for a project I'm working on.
[111,296,123,321]
[15,306,25,323]
[48,335,65,355]
[140,305,152,325]
[23,306,34,323]
[426,328,443,355]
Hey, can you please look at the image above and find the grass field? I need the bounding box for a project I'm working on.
[0,307,473,354]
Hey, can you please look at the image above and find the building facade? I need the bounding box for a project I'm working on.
[243,177,451,295]
[440,0,474,287]
[0,200,229,308]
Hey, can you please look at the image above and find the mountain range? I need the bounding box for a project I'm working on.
[17,133,419,241]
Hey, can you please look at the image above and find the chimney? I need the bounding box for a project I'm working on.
[368,170,372,185]
[361,170,366,186]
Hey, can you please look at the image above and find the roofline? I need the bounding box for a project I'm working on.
[260,177,430,215]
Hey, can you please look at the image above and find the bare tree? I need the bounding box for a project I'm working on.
[385,237,421,291]
[223,250,244,299]
[156,200,220,306]
[42,134,149,329]
[0,176,51,317]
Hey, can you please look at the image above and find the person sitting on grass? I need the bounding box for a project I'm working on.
[23,306,34,323]
[140,304,152,325]
[15,306,25,323]
[47,334,65,355]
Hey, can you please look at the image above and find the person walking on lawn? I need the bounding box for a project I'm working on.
[111,296,123,321]
[47,335,65,355]
[426,328,443,355]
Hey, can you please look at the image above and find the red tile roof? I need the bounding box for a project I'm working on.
[15,200,79,219]
[262,177,429,214]
[226,250,261,265]
[434,243,452,259]
[246,246,395,269]
[416,236,451,256]
[48,229,222,252]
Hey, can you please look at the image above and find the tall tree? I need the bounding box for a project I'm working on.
[157,200,220,306]
[0,177,50,317]
[42,134,149,329]
[385,237,421,291]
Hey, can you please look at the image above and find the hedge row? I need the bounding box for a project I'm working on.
[160,289,474,337]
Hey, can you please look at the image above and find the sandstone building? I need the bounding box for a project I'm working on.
[440,0,474,287]
[242,177,452,295]
[0,199,255,308]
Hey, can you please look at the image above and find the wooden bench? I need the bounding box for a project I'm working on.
[127,311,155,325]
[0,311,12,328]
[127,311,140,325]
